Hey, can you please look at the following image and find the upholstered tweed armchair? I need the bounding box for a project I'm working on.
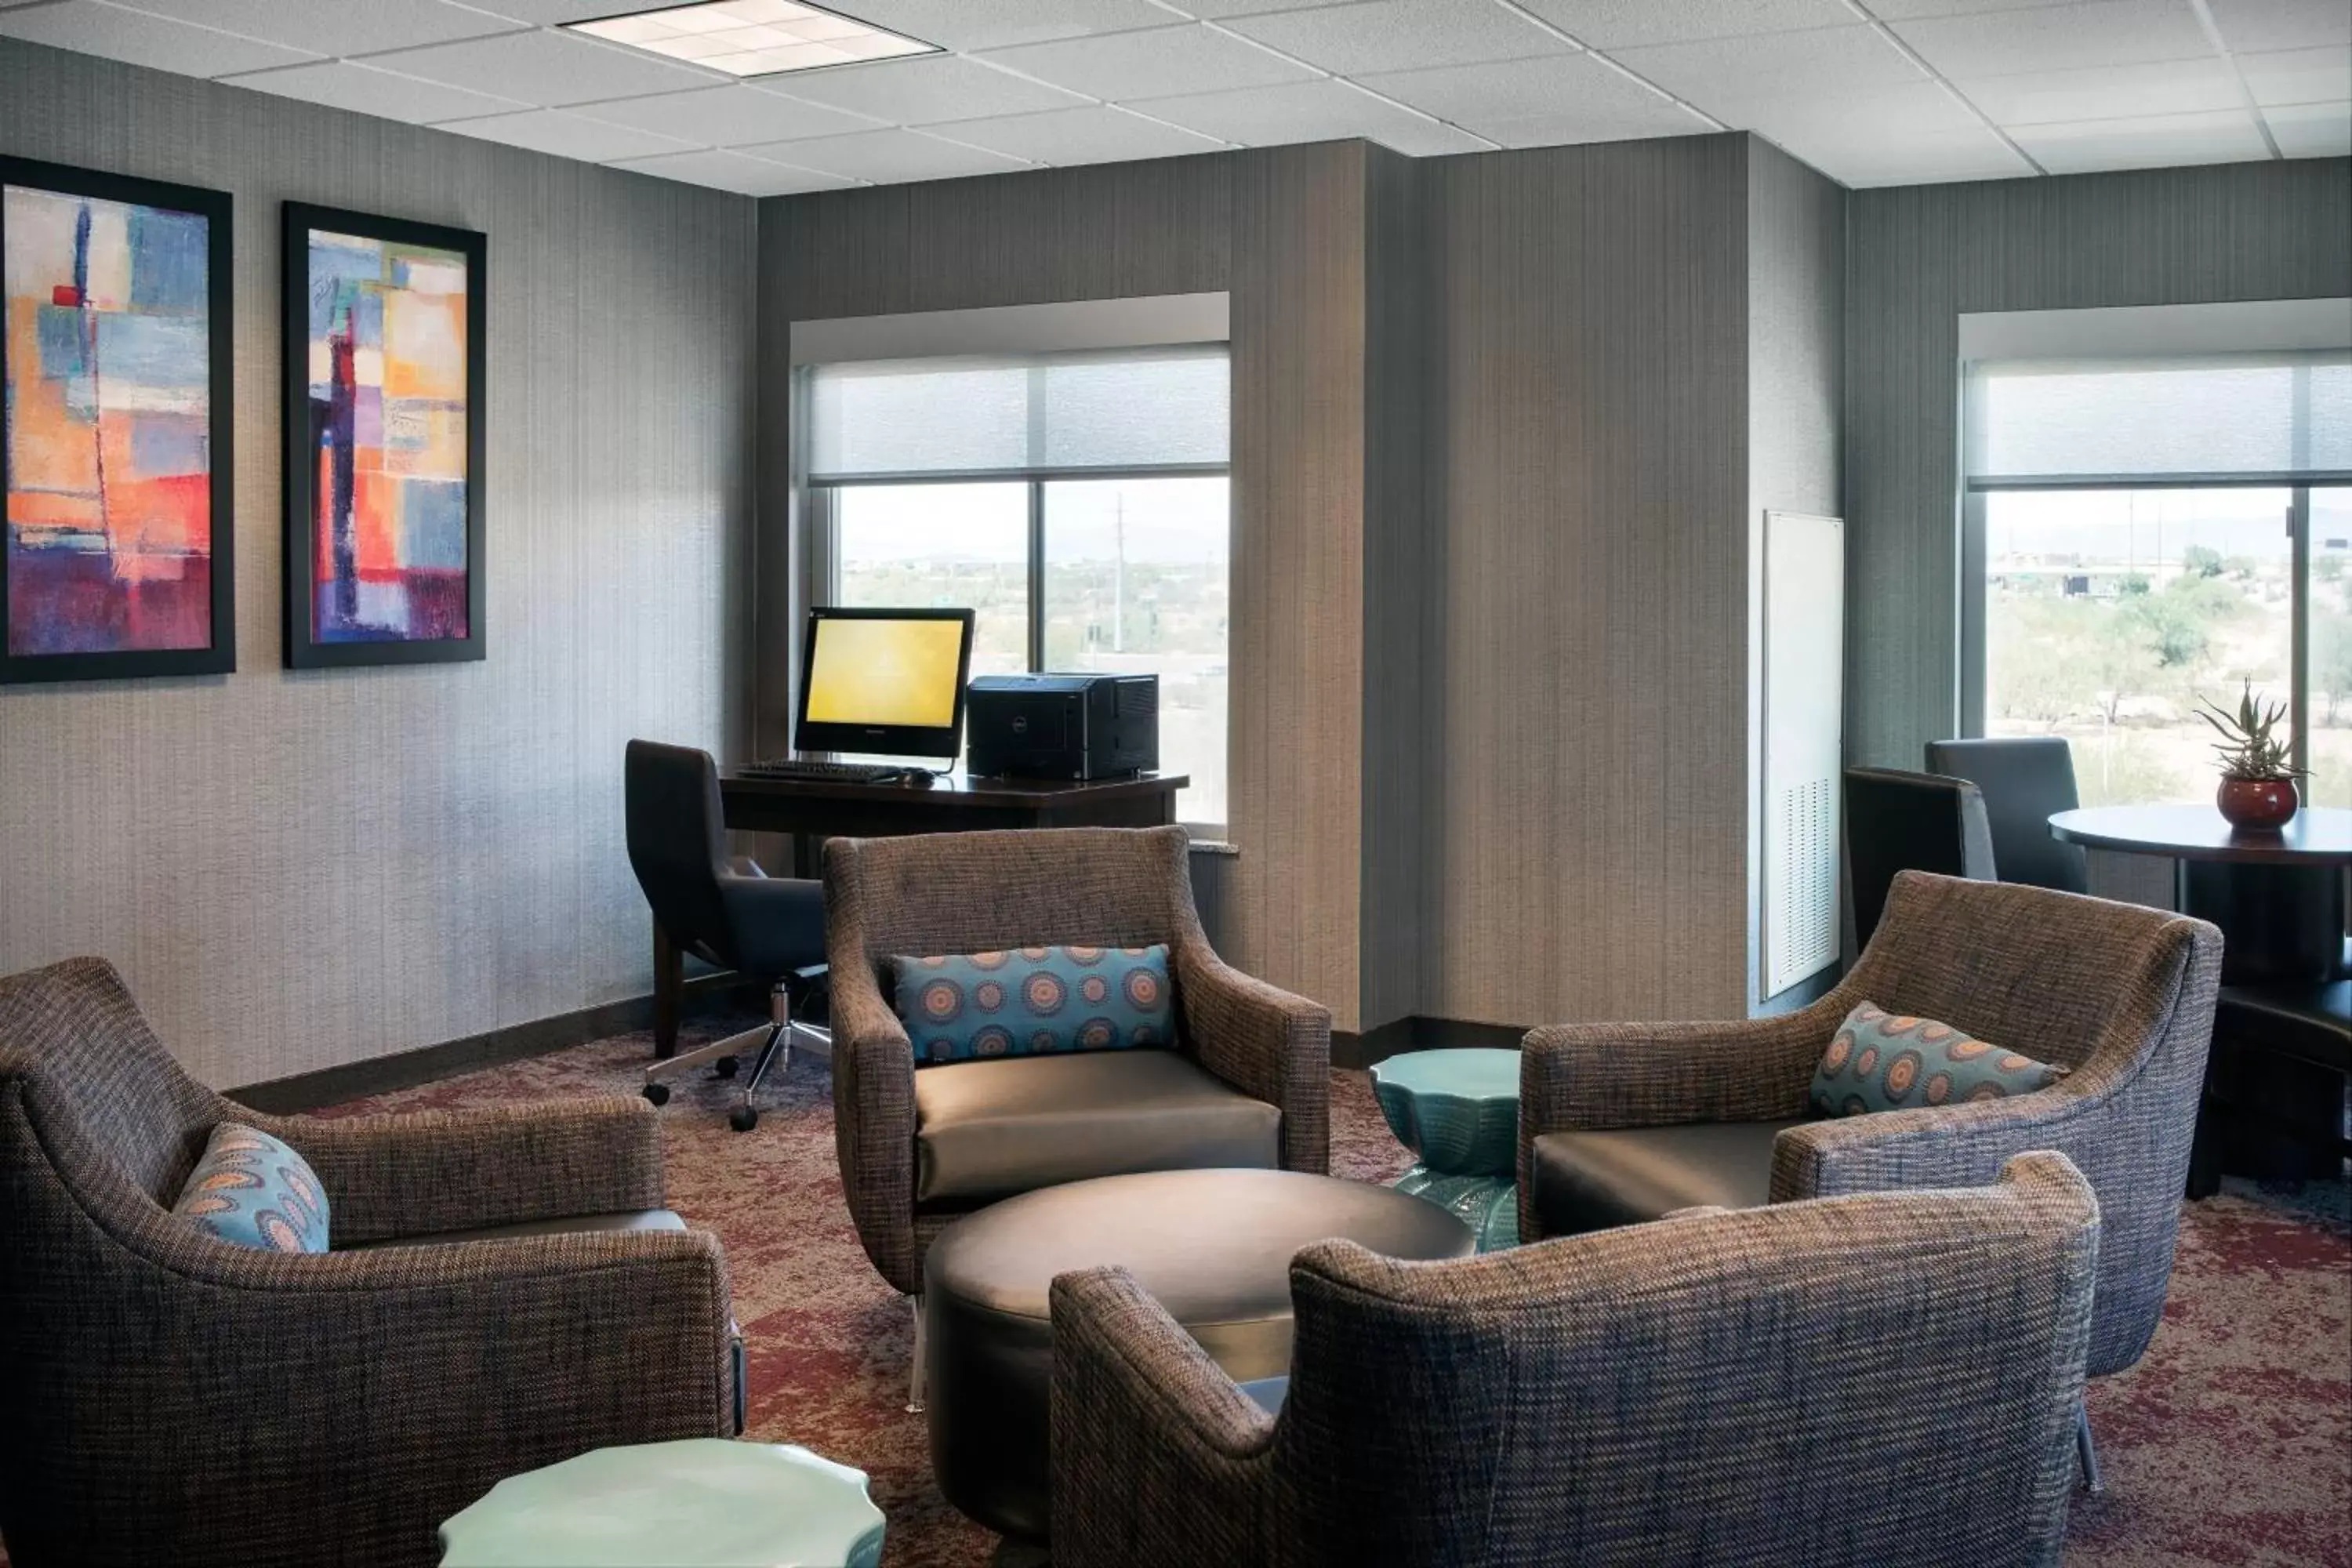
[826,825,1330,1300]
[0,958,736,1568]
[1051,1152,2102,1568]
[1519,870,2222,1389]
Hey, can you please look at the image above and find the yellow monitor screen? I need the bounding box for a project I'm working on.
[803,615,967,729]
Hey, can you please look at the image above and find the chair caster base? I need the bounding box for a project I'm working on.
[642,1083,670,1106]
[729,1104,760,1133]
[713,1054,739,1080]
[905,1399,924,1415]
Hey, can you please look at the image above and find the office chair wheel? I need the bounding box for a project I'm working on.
[642,1083,670,1107]
[729,1104,760,1133]
[713,1054,739,1079]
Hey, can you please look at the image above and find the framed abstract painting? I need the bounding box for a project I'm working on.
[2,157,234,684]
[282,203,485,669]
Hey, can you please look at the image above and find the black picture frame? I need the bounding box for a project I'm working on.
[281,201,486,670]
[0,156,234,685]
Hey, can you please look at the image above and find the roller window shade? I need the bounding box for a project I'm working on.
[807,347,1229,481]
[1965,352,2352,486]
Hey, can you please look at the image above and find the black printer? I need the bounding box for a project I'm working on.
[966,673,1160,781]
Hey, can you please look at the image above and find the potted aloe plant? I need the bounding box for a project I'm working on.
[2198,680,2304,830]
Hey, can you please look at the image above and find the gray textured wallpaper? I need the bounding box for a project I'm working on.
[1844,158,2351,771]
[0,40,758,1087]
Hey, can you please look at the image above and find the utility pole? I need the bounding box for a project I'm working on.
[1113,492,1126,653]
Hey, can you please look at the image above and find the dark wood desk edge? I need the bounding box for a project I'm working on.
[718,771,1190,809]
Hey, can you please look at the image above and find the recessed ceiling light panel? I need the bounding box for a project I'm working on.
[565,1,935,78]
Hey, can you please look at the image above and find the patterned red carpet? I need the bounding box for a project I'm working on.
[328,1019,2352,1568]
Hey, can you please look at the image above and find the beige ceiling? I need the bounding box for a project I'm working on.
[0,0,2343,194]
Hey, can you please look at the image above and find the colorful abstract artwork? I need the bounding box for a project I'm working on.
[284,204,483,668]
[2,158,232,683]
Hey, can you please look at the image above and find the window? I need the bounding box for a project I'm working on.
[808,348,1230,828]
[1964,351,2352,808]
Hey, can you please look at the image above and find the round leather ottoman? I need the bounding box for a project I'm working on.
[923,1167,1475,1540]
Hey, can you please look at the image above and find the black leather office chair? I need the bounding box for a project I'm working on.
[1843,766,1998,946]
[1925,737,2089,895]
[625,739,826,1131]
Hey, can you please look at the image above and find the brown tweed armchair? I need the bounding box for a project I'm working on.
[0,958,736,1568]
[1519,870,2223,1388]
[826,825,1331,1300]
[1051,1152,2102,1568]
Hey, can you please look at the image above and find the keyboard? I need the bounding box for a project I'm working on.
[739,758,912,784]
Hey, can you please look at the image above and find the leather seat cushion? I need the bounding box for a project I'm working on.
[337,1209,685,1251]
[2218,982,2350,1073]
[913,1049,1280,1206]
[1528,1121,1810,1236]
[923,1168,1473,1539]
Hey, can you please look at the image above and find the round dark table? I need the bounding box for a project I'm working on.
[2049,806,2351,984]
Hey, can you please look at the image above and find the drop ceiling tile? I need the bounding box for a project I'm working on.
[1889,2,2218,78]
[0,0,314,75]
[761,53,1091,122]
[736,126,1035,181]
[2263,98,2352,153]
[1954,56,2243,124]
[1135,77,1491,153]
[438,107,700,161]
[2238,46,2352,104]
[2011,107,2273,170]
[1860,0,2102,16]
[789,0,1172,51]
[1706,79,1984,143]
[366,28,722,108]
[459,0,672,22]
[1514,0,1857,49]
[1609,24,1924,104]
[107,0,521,55]
[981,24,1317,100]
[218,59,534,122]
[606,147,859,193]
[1169,0,1345,13]
[569,82,880,143]
[2205,0,2352,53]
[1223,0,1572,76]
[1357,53,1714,142]
[1772,122,2035,185]
[926,104,1227,164]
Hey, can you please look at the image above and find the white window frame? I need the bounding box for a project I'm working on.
[791,297,1233,835]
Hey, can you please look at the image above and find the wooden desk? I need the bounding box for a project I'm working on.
[652,771,1189,1054]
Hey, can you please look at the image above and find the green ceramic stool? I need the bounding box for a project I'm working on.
[438,1439,885,1568]
[1370,1047,1521,1251]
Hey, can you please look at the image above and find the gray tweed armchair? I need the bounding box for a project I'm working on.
[826,825,1331,1299]
[0,958,736,1568]
[1519,869,2223,1388]
[1051,1152,2102,1568]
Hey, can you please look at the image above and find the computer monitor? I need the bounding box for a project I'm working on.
[795,606,975,761]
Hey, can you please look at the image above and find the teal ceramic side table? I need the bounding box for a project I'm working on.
[438,1439,885,1568]
[1370,1047,1521,1250]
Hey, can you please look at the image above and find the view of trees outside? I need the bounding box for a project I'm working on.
[1044,477,1229,828]
[1984,487,2349,809]
[831,476,1231,826]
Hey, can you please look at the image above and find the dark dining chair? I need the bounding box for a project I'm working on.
[625,739,826,1131]
[1843,766,1997,946]
[1926,736,2089,894]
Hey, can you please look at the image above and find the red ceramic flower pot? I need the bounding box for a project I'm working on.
[2216,776,2298,831]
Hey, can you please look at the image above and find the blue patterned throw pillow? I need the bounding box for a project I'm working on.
[171,1123,330,1253]
[895,944,1174,1064]
[1810,1001,2067,1117]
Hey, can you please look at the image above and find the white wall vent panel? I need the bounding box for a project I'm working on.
[1761,511,1844,1000]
